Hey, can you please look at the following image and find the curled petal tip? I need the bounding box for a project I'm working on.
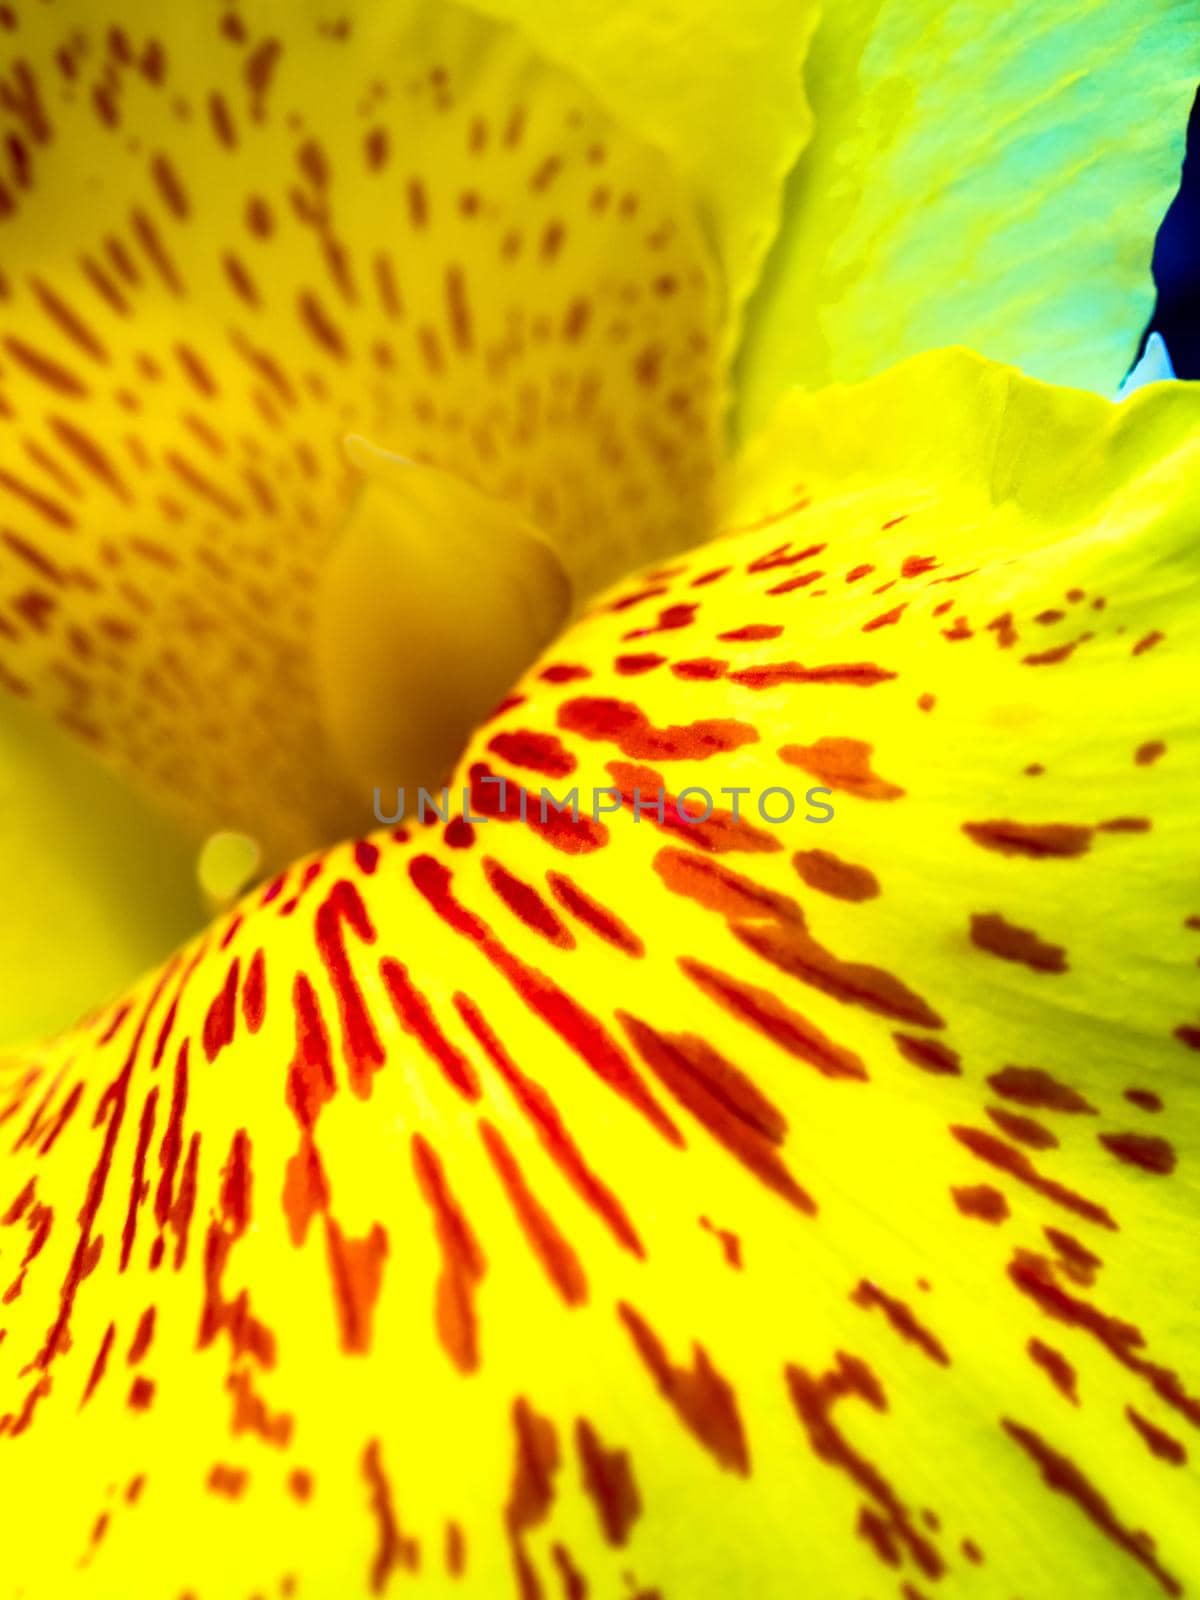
[1117,331,1178,399]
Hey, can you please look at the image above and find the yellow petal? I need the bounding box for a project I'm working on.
[466,0,820,347]
[0,0,722,862]
[3,349,1198,1596]
[0,689,203,1048]
[736,1,1199,436]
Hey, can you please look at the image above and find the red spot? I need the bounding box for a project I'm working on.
[622,601,698,641]
[951,1127,1115,1229]
[489,728,577,778]
[1097,815,1151,833]
[286,973,336,1130]
[1126,1406,1187,1465]
[315,880,384,1097]
[894,1034,961,1076]
[1008,1256,1200,1426]
[985,611,1018,647]
[682,958,867,1081]
[970,913,1067,973]
[962,820,1092,859]
[607,761,781,854]
[987,1066,1096,1114]
[454,994,644,1258]
[282,1135,329,1248]
[127,1375,155,1410]
[717,624,782,642]
[732,661,896,689]
[380,959,481,1099]
[119,1086,159,1270]
[126,1306,155,1365]
[862,602,907,632]
[208,1463,248,1499]
[745,538,824,570]
[324,1216,389,1356]
[1044,1226,1102,1286]
[202,957,240,1062]
[412,856,682,1146]
[445,1520,466,1576]
[699,1216,743,1269]
[739,918,942,1028]
[354,839,380,875]
[671,656,728,680]
[1099,1131,1176,1175]
[148,1043,190,1241]
[901,554,936,576]
[483,858,574,948]
[464,762,607,853]
[241,948,266,1034]
[545,872,644,957]
[558,696,757,761]
[786,1355,943,1579]
[539,662,591,683]
[986,1106,1058,1150]
[362,1440,419,1593]
[792,849,880,902]
[851,1280,950,1366]
[618,1303,749,1474]
[1125,1088,1163,1113]
[576,1418,641,1545]
[505,1398,561,1597]
[412,1134,486,1373]
[950,1184,1008,1222]
[608,584,669,614]
[766,569,824,595]
[619,1015,816,1212]
[1002,1420,1181,1596]
[81,1323,116,1407]
[479,1121,587,1306]
[614,652,666,675]
[779,737,903,799]
[1027,1339,1078,1404]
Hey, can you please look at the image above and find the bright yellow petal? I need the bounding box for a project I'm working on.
[2,350,1198,1596]
[735,1,1200,436]
[465,0,820,348]
[0,0,723,861]
[0,689,203,1048]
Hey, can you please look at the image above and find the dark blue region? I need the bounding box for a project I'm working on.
[1138,84,1200,377]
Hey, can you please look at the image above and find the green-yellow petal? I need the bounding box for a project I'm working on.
[0,690,202,1048]
[1,350,1197,1597]
[735,0,1200,438]
[0,0,723,862]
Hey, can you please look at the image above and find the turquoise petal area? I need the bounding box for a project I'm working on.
[734,0,1199,439]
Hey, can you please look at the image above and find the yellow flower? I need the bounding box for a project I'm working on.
[0,4,1198,1597]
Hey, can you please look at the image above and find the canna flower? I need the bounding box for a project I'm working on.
[0,4,1198,1598]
